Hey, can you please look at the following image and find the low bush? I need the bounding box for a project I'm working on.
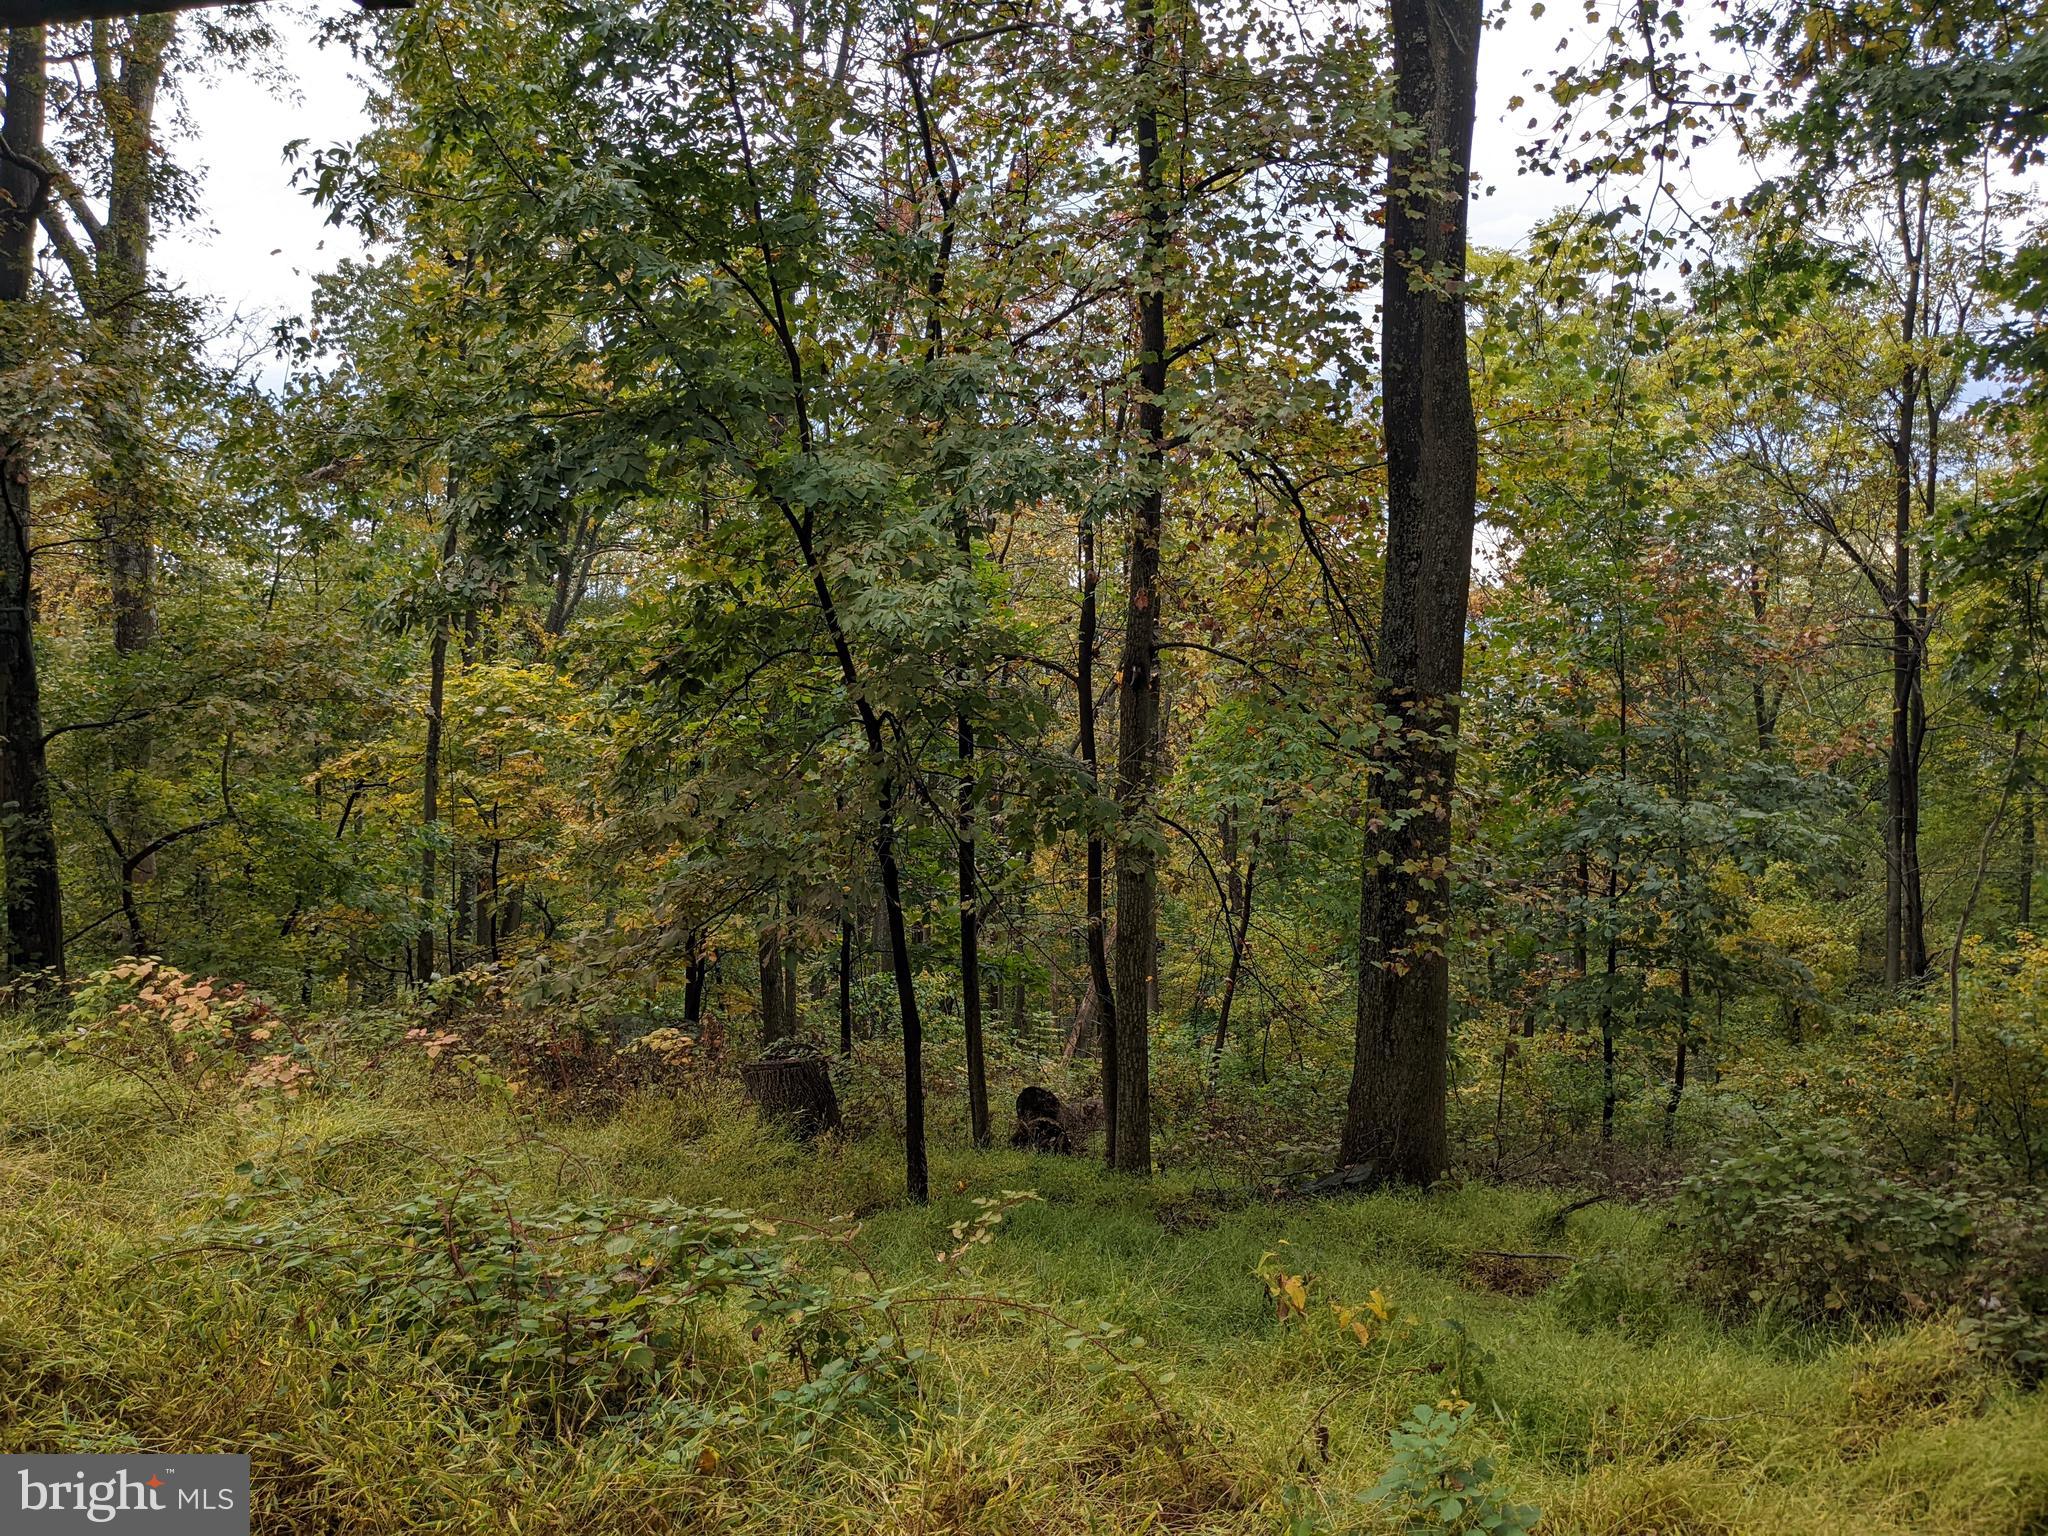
[196,1164,916,1442]
[3,958,314,1117]
[1678,1123,1974,1320]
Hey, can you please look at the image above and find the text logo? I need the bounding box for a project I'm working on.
[1,1456,248,1534]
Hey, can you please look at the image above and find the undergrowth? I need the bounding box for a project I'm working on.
[0,1049,2043,1533]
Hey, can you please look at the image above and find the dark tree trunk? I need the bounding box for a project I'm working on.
[683,941,708,1031]
[1336,0,1482,1186]
[1665,691,1692,1147]
[96,16,171,666]
[46,18,174,899]
[1885,174,1932,988]
[1747,557,1779,752]
[838,914,853,1055]
[1570,845,1589,1023]
[903,50,988,1149]
[1210,826,1258,1071]
[416,510,458,983]
[1599,626,1630,1144]
[758,915,797,1046]
[957,708,989,1146]
[1664,962,1690,1146]
[1077,510,1118,1160]
[1600,886,1618,1144]
[2018,790,2036,927]
[544,509,602,638]
[0,28,65,975]
[1108,0,1171,1175]
[873,783,928,1200]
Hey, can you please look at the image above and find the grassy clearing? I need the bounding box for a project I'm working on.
[0,1056,2042,1535]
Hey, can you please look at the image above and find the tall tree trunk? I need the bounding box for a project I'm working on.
[1336,0,1482,1185]
[1209,826,1258,1071]
[1078,510,1118,1160]
[1747,556,1778,751]
[1600,876,1618,1144]
[1885,172,1932,987]
[778,500,927,1198]
[874,781,928,1200]
[59,19,174,896]
[416,509,459,983]
[759,915,794,1047]
[956,665,989,1147]
[1600,624,1630,1144]
[96,16,170,664]
[2018,790,2036,927]
[1665,674,1692,1147]
[683,938,708,1031]
[904,54,988,1149]
[0,27,65,975]
[1569,844,1589,1028]
[1108,0,1171,1175]
[838,913,853,1055]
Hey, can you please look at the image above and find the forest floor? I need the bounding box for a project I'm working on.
[1,1053,2043,1535]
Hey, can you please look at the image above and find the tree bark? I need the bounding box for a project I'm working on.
[1108,0,1172,1175]
[1077,509,1118,1160]
[1336,0,1481,1185]
[36,19,175,902]
[2018,790,2035,927]
[1885,171,1932,987]
[683,938,708,1031]
[95,16,172,666]
[1210,824,1257,1071]
[740,1054,841,1139]
[758,913,797,1046]
[0,27,65,975]
[957,678,989,1147]
[415,507,458,983]
[838,913,853,1054]
[1746,556,1780,751]
[904,50,989,1149]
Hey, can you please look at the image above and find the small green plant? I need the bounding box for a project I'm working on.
[938,1188,1042,1267]
[1367,1402,1542,1535]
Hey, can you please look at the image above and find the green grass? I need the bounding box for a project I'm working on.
[1,1055,2043,1534]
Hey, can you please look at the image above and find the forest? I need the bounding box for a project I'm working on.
[0,0,2045,1529]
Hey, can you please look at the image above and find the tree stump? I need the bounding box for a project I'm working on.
[1010,1085,1074,1153]
[740,1052,841,1140]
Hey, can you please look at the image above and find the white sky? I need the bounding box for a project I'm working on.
[157,2,1749,339]
[159,7,372,333]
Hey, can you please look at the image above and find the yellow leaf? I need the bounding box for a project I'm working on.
[696,1446,720,1474]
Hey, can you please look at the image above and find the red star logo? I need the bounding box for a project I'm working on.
[146,1477,163,1488]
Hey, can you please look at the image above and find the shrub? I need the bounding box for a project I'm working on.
[1956,1192,2048,1384]
[8,959,311,1116]
[1678,1123,1974,1319]
[197,1167,917,1440]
